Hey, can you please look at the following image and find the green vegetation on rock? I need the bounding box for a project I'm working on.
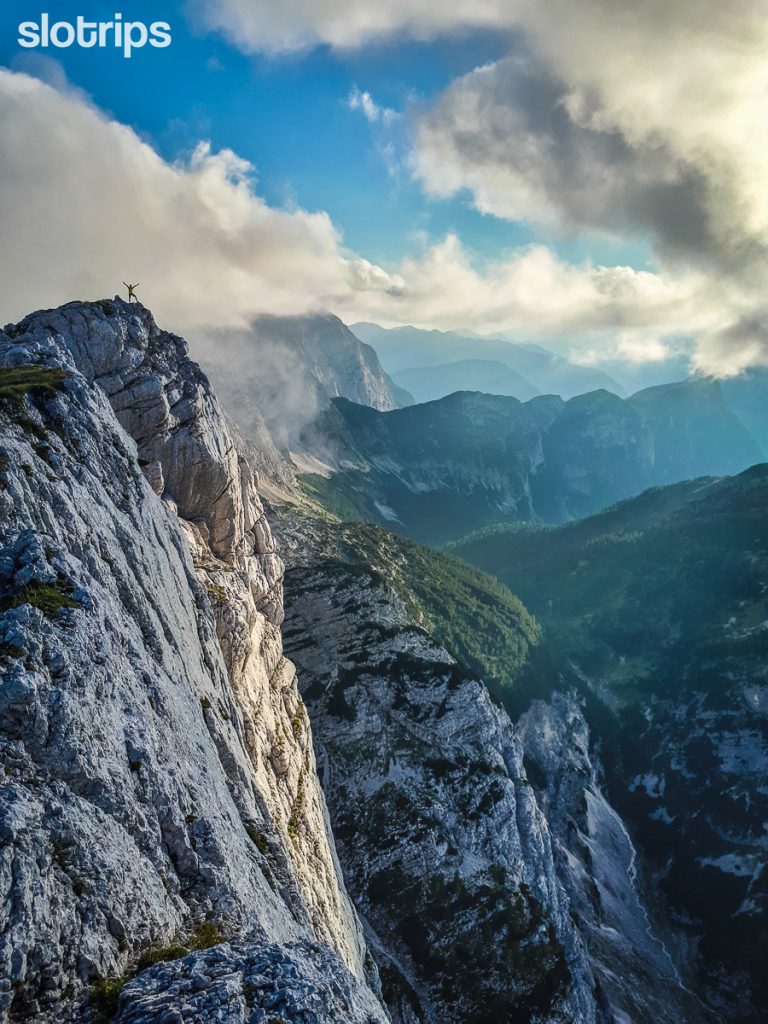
[90,917,227,1019]
[1,579,79,620]
[367,861,569,1020]
[89,976,128,1022]
[136,921,226,971]
[0,365,71,408]
[296,519,540,695]
[0,364,72,442]
[245,825,269,854]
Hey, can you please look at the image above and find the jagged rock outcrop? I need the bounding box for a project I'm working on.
[0,299,385,1023]
[193,313,412,455]
[275,510,716,1024]
[455,468,768,1021]
[276,513,596,1023]
[113,940,385,1024]
[519,695,710,1024]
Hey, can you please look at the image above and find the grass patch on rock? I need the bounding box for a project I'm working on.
[1,579,79,620]
[245,825,270,855]
[136,920,227,972]
[89,976,128,1022]
[0,365,71,409]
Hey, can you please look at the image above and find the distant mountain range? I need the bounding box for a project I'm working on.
[391,358,541,404]
[352,322,625,399]
[187,316,768,544]
[301,378,762,544]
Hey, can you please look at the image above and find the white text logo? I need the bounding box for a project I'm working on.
[19,14,172,59]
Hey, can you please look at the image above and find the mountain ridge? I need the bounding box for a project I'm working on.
[0,298,386,1022]
[351,321,625,398]
[195,313,412,454]
[298,380,762,544]
[392,358,541,404]
[0,296,758,1023]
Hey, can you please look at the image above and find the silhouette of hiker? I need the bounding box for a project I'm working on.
[123,282,140,303]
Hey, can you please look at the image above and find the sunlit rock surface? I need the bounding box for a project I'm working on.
[0,299,384,1023]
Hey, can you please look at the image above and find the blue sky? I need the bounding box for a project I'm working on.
[0,0,646,270]
[0,0,762,376]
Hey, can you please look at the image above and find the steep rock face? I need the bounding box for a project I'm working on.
[276,511,715,1024]
[0,300,384,1022]
[276,513,596,1024]
[519,695,709,1024]
[455,468,768,1021]
[195,314,411,453]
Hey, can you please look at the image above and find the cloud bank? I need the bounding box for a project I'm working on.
[412,3,768,278]
[0,59,763,376]
[188,0,768,373]
[188,0,514,53]
[0,68,401,332]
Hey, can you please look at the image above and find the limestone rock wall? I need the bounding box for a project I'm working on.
[0,299,384,1023]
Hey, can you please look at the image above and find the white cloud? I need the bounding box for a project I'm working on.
[189,0,513,53]
[339,235,733,351]
[347,87,402,179]
[404,0,768,370]
[348,86,396,126]
[613,335,672,366]
[189,0,768,372]
[692,310,768,378]
[412,4,768,278]
[0,65,763,377]
[0,68,402,332]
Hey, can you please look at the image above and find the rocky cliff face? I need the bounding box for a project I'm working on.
[455,467,768,1021]
[276,513,593,1023]
[195,313,412,454]
[1,296,737,1024]
[519,695,709,1024]
[275,510,703,1024]
[0,299,385,1023]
